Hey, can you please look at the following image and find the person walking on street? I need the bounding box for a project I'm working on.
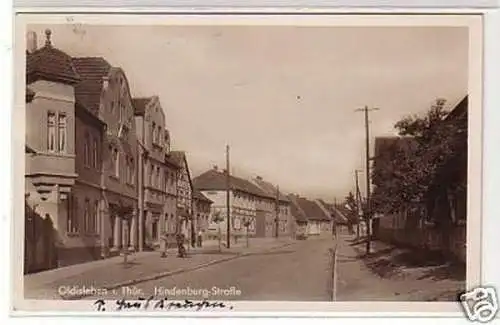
[197,229,203,248]
[176,232,186,258]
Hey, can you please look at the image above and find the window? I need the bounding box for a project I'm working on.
[130,158,135,185]
[47,112,56,151]
[84,133,90,166]
[67,194,79,234]
[158,127,162,146]
[58,114,66,152]
[83,198,90,233]
[112,148,119,178]
[152,219,158,240]
[149,164,154,187]
[165,172,169,191]
[152,122,156,144]
[156,166,161,188]
[125,157,130,184]
[92,138,98,169]
[95,200,100,234]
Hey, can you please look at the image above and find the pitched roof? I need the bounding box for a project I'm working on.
[193,189,213,203]
[287,195,308,223]
[373,136,418,161]
[26,30,80,86]
[445,96,468,122]
[193,169,269,198]
[71,57,113,115]
[317,199,348,224]
[252,177,290,203]
[295,197,331,221]
[132,97,152,116]
[169,151,186,167]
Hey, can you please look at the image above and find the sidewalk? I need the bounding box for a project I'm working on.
[334,233,465,301]
[24,236,295,300]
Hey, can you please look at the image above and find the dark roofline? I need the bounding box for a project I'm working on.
[75,101,107,132]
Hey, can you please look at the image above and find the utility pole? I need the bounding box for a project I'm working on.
[226,145,231,249]
[354,169,362,238]
[275,185,280,238]
[355,106,379,255]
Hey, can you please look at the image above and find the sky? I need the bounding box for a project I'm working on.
[28,23,469,201]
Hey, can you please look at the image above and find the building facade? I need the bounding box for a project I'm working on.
[72,55,139,256]
[170,151,194,243]
[252,176,291,238]
[193,190,213,237]
[133,96,179,249]
[193,167,285,241]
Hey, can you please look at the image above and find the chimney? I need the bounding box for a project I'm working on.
[256,176,263,181]
[26,31,37,53]
[212,165,218,171]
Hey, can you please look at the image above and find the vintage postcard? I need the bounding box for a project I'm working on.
[12,12,486,317]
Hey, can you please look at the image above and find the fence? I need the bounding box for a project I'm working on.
[377,213,466,263]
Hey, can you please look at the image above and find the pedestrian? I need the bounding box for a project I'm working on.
[176,232,186,258]
[197,229,203,247]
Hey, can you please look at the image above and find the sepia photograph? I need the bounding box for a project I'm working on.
[13,13,483,314]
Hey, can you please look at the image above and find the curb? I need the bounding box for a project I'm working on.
[65,241,295,300]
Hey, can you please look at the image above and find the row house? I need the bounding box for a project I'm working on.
[25,29,139,269]
[133,96,180,250]
[23,29,210,271]
[193,167,264,240]
[193,189,213,235]
[251,176,292,237]
[288,195,332,236]
[170,151,196,245]
[192,167,294,240]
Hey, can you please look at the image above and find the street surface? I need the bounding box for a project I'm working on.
[96,237,335,301]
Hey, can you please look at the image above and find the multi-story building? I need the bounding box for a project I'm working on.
[252,176,291,237]
[193,167,275,240]
[71,53,139,256]
[192,189,213,236]
[133,96,179,249]
[170,151,194,242]
[25,29,115,269]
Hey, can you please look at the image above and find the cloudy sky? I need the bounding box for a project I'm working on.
[28,23,469,201]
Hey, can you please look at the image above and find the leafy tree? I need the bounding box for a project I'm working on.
[212,210,224,252]
[371,98,467,225]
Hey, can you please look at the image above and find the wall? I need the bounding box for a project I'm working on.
[377,213,466,263]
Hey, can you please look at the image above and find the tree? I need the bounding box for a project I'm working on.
[212,210,224,252]
[371,98,467,226]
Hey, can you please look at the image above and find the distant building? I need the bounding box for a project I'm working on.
[251,176,291,237]
[193,167,273,240]
[287,195,309,237]
[288,195,332,236]
[192,189,213,236]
